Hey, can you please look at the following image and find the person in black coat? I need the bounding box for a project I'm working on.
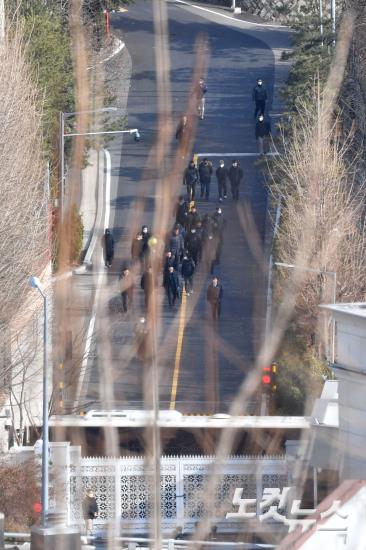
[181,252,195,295]
[141,266,154,312]
[186,206,200,232]
[119,267,134,313]
[134,316,152,363]
[169,226,185,267]
[185,228,202,265]
[183,160,199,202]
[163,251,177,287]
[202,214,214,244]
[203,233,218,274]
[131,231,144,269]
[198,158,213,200]
[206,276,223,320]
[216,160,229,201]
[141,225,151,268]
[252,78,268,118]
[175,195,189,228]
[212,207,226,264]
[228,160,244,202]
[83,489,98,536]
[255,114,272,155]
[103,228,114,267]
[164,266,180,307]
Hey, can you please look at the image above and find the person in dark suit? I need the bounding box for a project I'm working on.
[206,276,223,320]
[164,266,180,307]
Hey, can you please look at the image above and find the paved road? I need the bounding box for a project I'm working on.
[78,0,290,415]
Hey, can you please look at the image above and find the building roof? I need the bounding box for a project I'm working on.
[278,480,366,549]
[321,302,366,319]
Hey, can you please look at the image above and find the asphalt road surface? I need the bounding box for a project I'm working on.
[78,0,290,415]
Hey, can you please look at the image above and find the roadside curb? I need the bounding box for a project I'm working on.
[73,149,105,275]
[86,37,125,71]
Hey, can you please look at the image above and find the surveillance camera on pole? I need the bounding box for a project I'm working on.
[130,128,140,142]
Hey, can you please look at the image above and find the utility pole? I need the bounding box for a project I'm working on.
[0,0,5,43]
[319,0,324,45]
[330,0,336,46]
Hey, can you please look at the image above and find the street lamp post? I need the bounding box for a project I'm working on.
[59,112,65,221]
[274,263,337,362]
[28,276,49,527]
[59,107,118,220]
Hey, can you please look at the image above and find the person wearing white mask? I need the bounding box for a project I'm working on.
[252,78,268,118]
[255,114,272,155]
[215,159,229,202]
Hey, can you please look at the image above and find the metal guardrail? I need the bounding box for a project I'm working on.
[113,537,275,549]
[4,533,30,540]
[4,532,275,549]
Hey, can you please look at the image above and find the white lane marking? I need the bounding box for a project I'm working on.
[196,152,279,157]
[171,0,288,29]
[84,150,105,265]
[87,40,125,71]
[103,149,112,233]
[75,149,111,406]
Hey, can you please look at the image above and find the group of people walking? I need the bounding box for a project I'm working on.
[119,199,225,319]
[252,77,272,155]
[111,77,272,326]
[183,157,244,203]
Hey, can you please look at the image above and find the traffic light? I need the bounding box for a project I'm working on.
[261,363,277,392]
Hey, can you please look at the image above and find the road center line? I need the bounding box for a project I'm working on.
[170,290,188,410]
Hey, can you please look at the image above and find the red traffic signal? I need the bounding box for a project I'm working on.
[33,502,42,514]
[261,364,277,391]
[262,367,271,385]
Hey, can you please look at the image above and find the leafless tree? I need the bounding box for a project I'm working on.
[0,27,48,409]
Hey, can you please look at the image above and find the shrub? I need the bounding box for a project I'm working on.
[0,458,40,531]
[69,204,84,265]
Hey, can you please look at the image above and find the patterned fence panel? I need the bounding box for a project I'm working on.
[69,455,288,533]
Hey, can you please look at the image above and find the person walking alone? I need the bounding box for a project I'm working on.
[195,77,207,119]
[255,114,272,155]
[216,160,228,202]
[103,228,114,268]
[83,489,98,536]
[164,266,180,307]
[228,160,243,202]
[252,78,268,118]
[198,158,213,200]
[181,252,195,296]
[183,160,199,202]
[119,266,134,313]
[206,276,223,320]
